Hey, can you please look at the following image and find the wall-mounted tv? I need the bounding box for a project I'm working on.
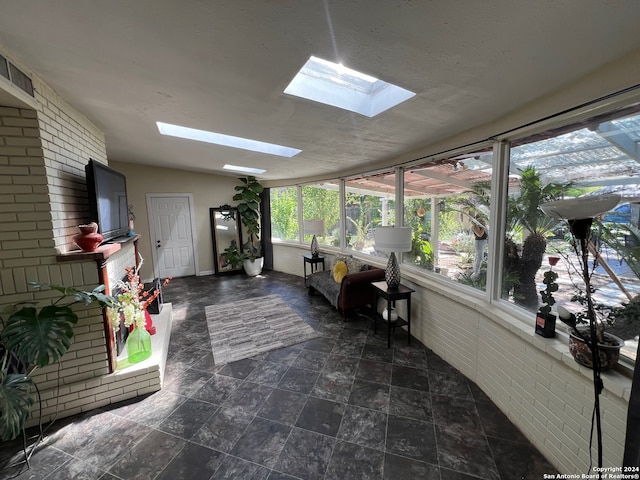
[85,159,129,242]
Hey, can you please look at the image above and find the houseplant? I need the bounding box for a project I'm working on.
[557,290,625,371]
[535,256,559,338]
[233,176,264,276]
[0,282,114,442]
[222,242,247,269]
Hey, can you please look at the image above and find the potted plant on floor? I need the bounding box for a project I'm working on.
[233,176,264,276]
[0,282,114,442]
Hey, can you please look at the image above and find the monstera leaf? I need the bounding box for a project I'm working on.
[1,305,78,368]
[0,371,34,441]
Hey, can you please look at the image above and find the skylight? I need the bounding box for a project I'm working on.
[156,122,301,158]
[284,56,416,117]
[223,164,267,175]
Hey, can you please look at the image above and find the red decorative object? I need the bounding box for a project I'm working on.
[548,256,560,266]
[127,310,156,335]
[73,222,103,252]
[144,309,156,335]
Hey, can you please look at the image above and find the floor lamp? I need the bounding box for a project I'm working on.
[540,194,620,473]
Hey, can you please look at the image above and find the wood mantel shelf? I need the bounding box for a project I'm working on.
[57,234,140,263]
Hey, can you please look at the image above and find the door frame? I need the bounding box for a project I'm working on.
[146,193,200,279]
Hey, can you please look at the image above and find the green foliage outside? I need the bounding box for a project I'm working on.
[270,187,298,241]
[404,198,433,269]
[345,192,392,251]
[302,185,340,245]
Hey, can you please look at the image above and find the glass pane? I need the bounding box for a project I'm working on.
[270,187,299,241]
[302,183,340,248]
[505,106,640,361]
[345,171,396,255]
[403,150,493,292]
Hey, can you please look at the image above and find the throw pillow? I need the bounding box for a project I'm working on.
[345,256,364,273]
[332,254,352,270]
[333,261,348,283]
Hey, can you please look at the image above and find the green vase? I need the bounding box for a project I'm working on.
[126,326,152,363]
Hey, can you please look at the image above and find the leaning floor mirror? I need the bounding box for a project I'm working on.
[210,206,243,274]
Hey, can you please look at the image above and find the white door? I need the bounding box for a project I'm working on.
[150,195,196,278]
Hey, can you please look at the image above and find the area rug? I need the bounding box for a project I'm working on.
[205,294,321,366]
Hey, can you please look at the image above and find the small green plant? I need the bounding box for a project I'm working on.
[223,243,247,268]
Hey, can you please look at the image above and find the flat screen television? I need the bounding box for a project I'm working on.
[85,159,130,242]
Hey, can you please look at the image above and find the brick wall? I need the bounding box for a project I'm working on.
[33,78,107,253]
[0,62,161,428]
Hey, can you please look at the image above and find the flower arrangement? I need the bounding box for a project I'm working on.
[108,264,171,332]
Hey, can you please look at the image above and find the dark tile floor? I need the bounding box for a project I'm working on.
[1,270,555,479]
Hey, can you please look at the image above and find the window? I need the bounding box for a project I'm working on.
[504,105,640,361]
[302,183,340,248]
[270,187,299,241]
[403,150,493,292]
[344,171,396,254]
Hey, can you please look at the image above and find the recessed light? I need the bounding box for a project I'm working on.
[284,56,415,117]
[223,164,267,175]
[156,122,301,157]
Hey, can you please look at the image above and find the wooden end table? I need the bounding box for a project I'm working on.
[372,281,415,348]
[303,253,325,285]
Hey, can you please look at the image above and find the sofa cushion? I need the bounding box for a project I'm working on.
[333,261,348,283]
[345,256,364,273]
[332,254,352,269]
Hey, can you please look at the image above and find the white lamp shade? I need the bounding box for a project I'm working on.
[303,220,325,235]
[374,226,412,252]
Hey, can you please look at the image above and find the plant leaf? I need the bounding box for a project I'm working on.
[1,305,78,367]
[0,372,34,441]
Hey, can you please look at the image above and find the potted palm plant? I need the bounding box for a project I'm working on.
[233,176,264,276]
[0,282,114,441]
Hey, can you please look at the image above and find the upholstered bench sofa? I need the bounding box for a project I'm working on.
[307,254,385,321]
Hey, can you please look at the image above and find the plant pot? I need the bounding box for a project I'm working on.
[568,327,624,371]
[535,312,556,338]
[243,257,264,276]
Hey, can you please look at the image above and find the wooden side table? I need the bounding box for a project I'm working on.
[372,281,415,348]
[303,253,325,285]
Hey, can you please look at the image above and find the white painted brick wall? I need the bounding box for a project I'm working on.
[105,242,137,289]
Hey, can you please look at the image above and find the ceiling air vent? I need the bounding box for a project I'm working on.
[0,54,9,81]
[8,62,34,97]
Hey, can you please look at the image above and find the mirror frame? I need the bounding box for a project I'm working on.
[210,206,243,275]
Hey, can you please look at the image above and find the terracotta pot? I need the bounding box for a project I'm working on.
[73,222,103,252]
[569,327,624,371]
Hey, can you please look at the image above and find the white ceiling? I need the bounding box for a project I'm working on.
[0,1,639,181]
